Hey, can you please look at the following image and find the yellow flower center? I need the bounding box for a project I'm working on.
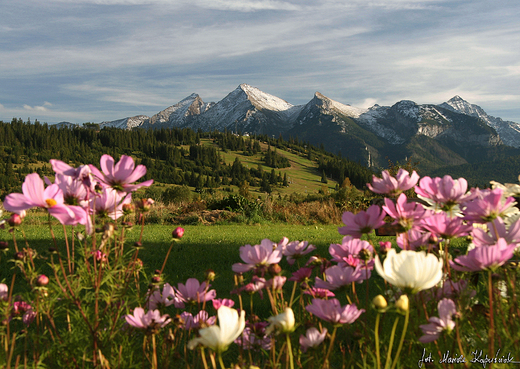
[45,199,57,208]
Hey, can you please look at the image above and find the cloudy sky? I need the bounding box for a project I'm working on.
[2,0,520,124]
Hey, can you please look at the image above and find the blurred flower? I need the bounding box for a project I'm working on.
[188,306,246,353]
[303,287,335,299]
[235,324,271,351]
[89,154,153,193]
[283,240,316,265]
[419,298,456,343]
[23,310,36,326]
[4,173,87,226]
[463,188,518,224]
[266,276,287,292]
[125,307,171,330]
[306,298,364,325]
[147,283,180,310]
[329,236,374,269]
[472,218,520,248]
[338,205,386,238]
[450,238,516,272]
[395,295,409,313]
[180,310,216,330]
[372,295,388,310]
[367,168,419,196]
[36,275,49,287]
[7,213,23,227]
[396,229,432,251]
[374,249,443,293]
[91,187,131,220]
[420,212,473,240]
[415,175,475,212]
[212,298,235,310]
[174,278,216,307]
[383,194,426,231]
[288,267,313,282]
[0,284,8,301]
[315,265,370,290]
[172,227,185,239]
[50,160,96,192]
[232,239,283,274]
[265,307,295,335]
[300,327,327,352]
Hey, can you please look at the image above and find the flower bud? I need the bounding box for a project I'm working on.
[205,269,216,282]
[372,295,388,310]
[133,241,143,248]
[8,214,23,227]
[0,241,8,250]
[395,295,409,313]
[14,251,24,261]
[151,276,161,284]
[268,263,282,276]
[122,203,135,214]
[172,227,184,239]
[359,248,372,261]
[379,241,392,255]
[36,275,49,287]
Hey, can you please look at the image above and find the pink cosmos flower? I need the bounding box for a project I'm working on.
[288,267,313,282]
[367,168,419,196]
[338,205,386,238]
[147,283,178,310]
[472,218,520,248]
[174,278,216,307]
[89,154,153,193]
[283,240,316,265]
[419,298,456,343]
[314,265,370,290]
[266,276,287,291]
[180,310,216,330]
[415,175,475,211]
[305,298,364,324]
[383,194,426,231]
[420,212,473,239]
[4,173,87,226]
[235,322,272,351]
[462,188,517,224]
[396,229,432,250]
[0,284,8,301]
[125,307,171,330]
[50,159,96,192]
[51,174,89,206]
[212,298,235,310]
[300,327,328,353]
[329,236,374,269]
[232,239,283,274]
[91,187,132,220]
[303,287,335,299]
[450,238,516,272]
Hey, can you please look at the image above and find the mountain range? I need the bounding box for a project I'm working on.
[73,83,520,172]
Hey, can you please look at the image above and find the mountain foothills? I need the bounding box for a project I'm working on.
[84,84,520,176]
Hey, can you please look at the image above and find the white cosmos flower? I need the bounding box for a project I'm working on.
[374,249,443,293]
[188,306,245,353]
[265,307,296,336]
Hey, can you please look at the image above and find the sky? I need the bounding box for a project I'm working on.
[1,0,520,124]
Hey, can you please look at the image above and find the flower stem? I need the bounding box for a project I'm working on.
[375,313,381,369]
[286,333,294,369]
[390,307,409,369]
[488,270,495,369]
[321,325,338,369]
[159,241,175,275]
[218,353,226,369]
[384,316,400,369]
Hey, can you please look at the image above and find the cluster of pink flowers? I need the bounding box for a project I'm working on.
[3,155,153,232]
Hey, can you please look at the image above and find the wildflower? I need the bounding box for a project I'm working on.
[125,307,171,331]
[212,298,235,310]
[3,173,87,226]
[266,276,287,292]
[420,212,473,240]
[303,287,335,299]
[462,188,518,224]
[50,160,96,192]
[7,213,23,227]
[188,306,246,353]
[232,239,283,274]
[329,236,375,269]
[395,295,409,313]
[52,173,89,206]
[374,249,443,293]
[0,284,8,301]
[314,265,370,290]
[367,168,419,196]
[383,194,426,231]
[288,267,313,282]
[265,307,295,335]
[91,187,131,220]
[450,238,515,272]
[235,322,271,351]
[419,298,456,343]
[300,327,328,352]
[415,175,475,212]
[306,298,364,325]
[472,218,520,248]
[338,205,386,238]
[180,310,216,330]
[89,154,153,193]
[372,295,388,310]
[283,240,316,265]
[172,227,185,239]
[396,229,432,250]
[147,283,179,310]
[174,278,216,307]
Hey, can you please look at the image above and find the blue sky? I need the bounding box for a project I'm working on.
[1,0,520,124]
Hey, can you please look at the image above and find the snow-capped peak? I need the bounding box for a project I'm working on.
[313,92,367,118]
[238,83,295,113]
